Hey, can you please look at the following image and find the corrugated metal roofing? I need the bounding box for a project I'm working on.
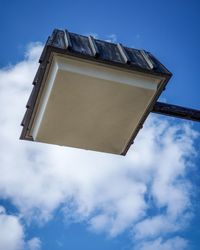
[20,28,172,154]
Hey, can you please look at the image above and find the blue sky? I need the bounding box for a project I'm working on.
[0,1,200,250]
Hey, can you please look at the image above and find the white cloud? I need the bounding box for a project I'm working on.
[0,206,41,250]
[25,42,43,61]
[27,237,41,250]
[105,34,117,43]
[0,43,199,249]
[84,33,117,43]
[134,215,177,240]
[137,237,188,250]
[0,206,24,250]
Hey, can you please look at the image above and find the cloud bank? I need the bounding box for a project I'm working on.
[0,43,198,250]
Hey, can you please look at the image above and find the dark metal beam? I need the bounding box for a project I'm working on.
[152,102,200,122]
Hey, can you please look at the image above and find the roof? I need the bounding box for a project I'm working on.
[20,28,172,154]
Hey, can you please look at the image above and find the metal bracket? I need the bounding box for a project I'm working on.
[88,35,99,57]
[117,43,131,64]
[64,29,72,49]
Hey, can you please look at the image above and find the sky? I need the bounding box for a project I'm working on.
[0,1,200,250]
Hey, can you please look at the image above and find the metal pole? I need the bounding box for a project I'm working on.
[152,102,200,122]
